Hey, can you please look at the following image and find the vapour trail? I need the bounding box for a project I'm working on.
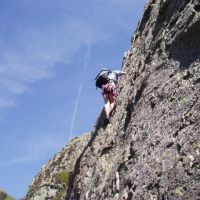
[68,41,92,140]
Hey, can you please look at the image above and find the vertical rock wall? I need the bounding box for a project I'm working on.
[66,0,200,199]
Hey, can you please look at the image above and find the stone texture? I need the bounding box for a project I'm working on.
[65,0,200,199]
[24,134,90,200]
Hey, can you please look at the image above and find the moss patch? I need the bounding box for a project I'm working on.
[55,171,71,186]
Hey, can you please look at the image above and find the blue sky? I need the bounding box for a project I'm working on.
[0,0,146,198]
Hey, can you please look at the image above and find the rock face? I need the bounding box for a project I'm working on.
[65,0,200,200]
[25,134,90,200]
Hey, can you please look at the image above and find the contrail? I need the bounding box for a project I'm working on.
[68,40,92,140]
[69,83,83,140]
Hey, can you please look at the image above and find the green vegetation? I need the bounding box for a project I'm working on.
[53,171,71,200]
[5,196,15,200]
[55,171,71,186]
[0,190,15,200]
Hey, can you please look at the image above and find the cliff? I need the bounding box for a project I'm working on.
[24,134,90,200]
[66,0,200,199]
[25,0,200,199]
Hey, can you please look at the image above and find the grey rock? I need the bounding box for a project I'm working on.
[25,0,200,199]
[65,0,200,200]
[24,134,90,200]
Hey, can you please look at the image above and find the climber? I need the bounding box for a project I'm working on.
[95,68,126,125]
